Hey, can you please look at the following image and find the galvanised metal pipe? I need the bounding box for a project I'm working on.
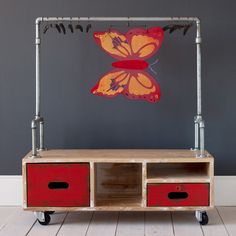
[196,21,202,116]
[39,119,44,150]
[199,120,205,157]
[31,120,37,157]
[194,120,199,150]
[36,16,200,23]
[34,16,204,158]
[35,19,41,118]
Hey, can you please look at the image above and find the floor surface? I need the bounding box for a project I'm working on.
[0,207,235,236]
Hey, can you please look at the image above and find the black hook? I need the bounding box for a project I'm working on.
[43,24,50,34]
[68,18,74,33]
[55,24,61,33]
[127,17,130,27]
[163,23,193,36]
[86,23,92,33]
[85,17,92,33]
[75,19,83,32]
[59,23,66,34]
[183,23,193,35]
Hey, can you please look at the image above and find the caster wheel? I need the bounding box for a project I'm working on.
[46,211,55,215]
[37,212,51,226]
[199,212,208,225]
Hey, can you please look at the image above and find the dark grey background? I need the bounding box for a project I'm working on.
[0,0,235,175]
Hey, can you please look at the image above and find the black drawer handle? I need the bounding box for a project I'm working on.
[168,192,188,199]
[48,182,69,189]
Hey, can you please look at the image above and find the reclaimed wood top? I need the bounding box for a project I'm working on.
[23,149,214,163]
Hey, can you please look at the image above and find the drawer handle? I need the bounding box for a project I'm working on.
[168,192,188,199]
[48,182,69,189]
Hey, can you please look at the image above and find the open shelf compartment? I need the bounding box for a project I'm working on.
[146,162,210,183]
[94,163,143,207]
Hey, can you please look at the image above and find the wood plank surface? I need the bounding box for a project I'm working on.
[24,205,212,212]
[23,149,213,163]
[145,211,174,236]
[57,212,93,236]
[1,207,236,236]
[217,206,236,236]
[172,212,203,236]
[0,208,36,236]
[116,212,144,236]
[201,208,228,236]
[27,212,67,236]
[86,212,118,236]
[0,207,18,230]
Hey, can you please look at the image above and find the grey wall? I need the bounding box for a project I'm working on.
[0,0,235,175]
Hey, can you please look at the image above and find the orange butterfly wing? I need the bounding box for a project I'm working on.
[91,69,129,97]
[94,30,132,60]
[123,71,161,103]
[94,27,164,60]
[91,69,161,103]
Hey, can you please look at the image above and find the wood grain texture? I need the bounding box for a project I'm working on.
[217,206,236,236]
[172,212,203,236]
[90,162,95,208]
[24,206,212,212]
[95,163,142,207]
[22,148,214,212]
[0,207,19,231]
[23,149,214,163]
[147,163,210,183]
[116,212,144,236]
[145,211,174,236]
[55,212,93,236]
[86,212,118,236]
[1,207,236,236]
[0,208,36,236]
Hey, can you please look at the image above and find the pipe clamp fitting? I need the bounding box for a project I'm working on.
[196,37,202,44]
[35,38,41,45]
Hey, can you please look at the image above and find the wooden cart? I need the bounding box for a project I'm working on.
[22,17,214,225]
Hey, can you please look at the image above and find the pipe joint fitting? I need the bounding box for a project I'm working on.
[31,120,37,129]
[194,115,202,123]
[199,120,205,128]
[195,37,202,44]
[35,17,43,25]
[35,38,41,45]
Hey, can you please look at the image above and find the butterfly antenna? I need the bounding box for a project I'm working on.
[149,59,159,75]
[150,59,159,66]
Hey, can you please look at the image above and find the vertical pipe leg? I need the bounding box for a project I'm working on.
[31,120,37,157]
[194,117,199,150]
[35,19,41,118]
[39,118,44,150]
[199,120,205,157]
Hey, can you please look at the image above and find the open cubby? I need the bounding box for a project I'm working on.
[147,162,210,183]
[95,163,143,207]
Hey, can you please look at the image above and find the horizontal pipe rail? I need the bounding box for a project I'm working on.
[36,17,200,24]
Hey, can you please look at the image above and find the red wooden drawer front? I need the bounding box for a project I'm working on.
[27,163,90,207]
[147,183,209,207]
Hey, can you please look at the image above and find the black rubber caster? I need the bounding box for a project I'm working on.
[46,211,55,215]
[199,212,208,225]
[37,212,51,226]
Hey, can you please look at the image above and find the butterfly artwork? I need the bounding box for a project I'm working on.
[91,27,164,103]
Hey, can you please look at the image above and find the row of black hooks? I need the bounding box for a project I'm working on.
[43,23,92,34]
[43,22,193,36]
[163,23,193,35]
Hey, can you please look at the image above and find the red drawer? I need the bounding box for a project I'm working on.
[27,163,90,207]
[147,183,209,207]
